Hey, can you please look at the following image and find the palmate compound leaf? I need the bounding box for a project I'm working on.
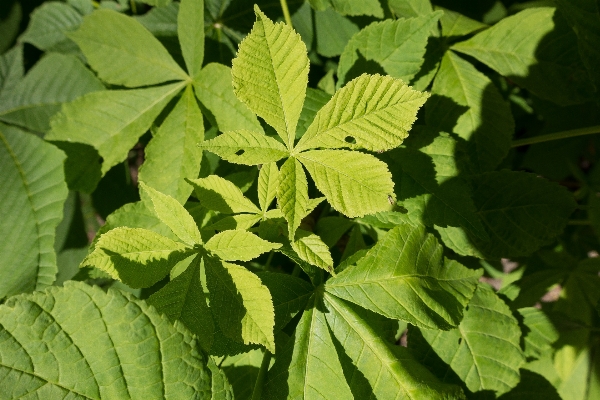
[297,149,396,218]
[148,255,214,352]
[426,51,514,174]
[231,6,309,149]
[82,227,195,288]
[294,74,429,153]
[326,223,482,329]
[46,81,185,174]
[416,284,525,395]
[198,129,288,165]
[139,182,202,246]
[452,7,594,106]
[0,281,212,399]
[0,53,104,132]
[204,256,275,352]
[336,12,443,87]
[204,230,282,261]
[138,85,204,204]
[0,123,67,298]
[323,293,466,399]
[69,9,188,87]
[187,175,261,214]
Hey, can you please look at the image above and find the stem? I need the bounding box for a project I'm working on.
[265,251,274,270]
[130,0,137,14]
[251,350,272,400]
[512,125,600,148]
[279,0,293,26]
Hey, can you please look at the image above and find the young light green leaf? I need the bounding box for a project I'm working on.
[0,281,211,399]
[258,162,279,212]
[82,227,194,288]
[426,51,513,173]
[278,157,309,239]
[205,257,276,352]
[139,182,202,245]
[418,284,525,395]
[452,7,593,106]
[204,213,262,231]
[324,293,465,399]
[178,0,204,79]
[518,307,559,359]
[255,272,315,331]
[193,63,263,133]
[205,230,282,261]
[138,85,204,204]
[337,12,442,87]
[470,171,577,258]
[295,74,428,152]
[326,223,481,329]
[20,1,82,52]
[231,6,309,149]
[0,53,104,132]
[47,82,184,174]
[198,130,288,165]
[0,124,68,298]
[291,229,334,274]
[69,9,188,87]
[187,175,261,214]
[148,255,214,352]
[264,298,354,400]
[298,149,395,218]
[439,7,487,37]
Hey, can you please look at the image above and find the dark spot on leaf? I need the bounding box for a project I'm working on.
[458,338,462,345]
[235,149,245,156]
[345,136,356,144]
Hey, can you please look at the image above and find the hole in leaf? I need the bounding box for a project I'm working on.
[458,338,462,345]
[235,149,245,156]
[345,136,356,144]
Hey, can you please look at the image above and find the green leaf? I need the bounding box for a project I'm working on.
[187,175,261,214]
[497,370,561,400]
[381,133,489,242]
[20,2,82,52]
[193,63,263,134]
[518,307,559,359]
[255,272,315,332]
[388,0,433,18]
[209,357,235,400]
[278,157,309,239]
[258,162,279,212]
[204,214,262,231]
[326,223,481,329]
[0,124,68,298]
[205,256,276,352]
[426,51,514,173]
[418,284,525,395]
[323,293,465,399]
[231,6,309,149]
[69,9,188,87]
[83,227,194,288]
[337,12,442,87]
[198,130,288,166]
[138,85,204,204]
[296,75,429,153]
[0,53,104,132]
[315,216,354,247]
[0,281,211,399]
[452,7,594,106]
[47,82,184,174]
[297,149,395,218]
[139,0,173,6]
[220,349,263,399]
[314,8,359,58]
[178,0,204,79]
[134,2,179,36]
[291,229,334,274]
[296,88,332,139]
[470,171,577,258]
[264,296,354,400]
[205,230,282,261]
[0,45,23,96]
[438,7,487,37]
[148,255,214,352]
[309,0,384,18]
[0,2,21,54]
[139,182,202,245]
[556,0,600,96]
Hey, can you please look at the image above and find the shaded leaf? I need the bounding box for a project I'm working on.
[187,175,261,214]
[518,307,559,359]
[278,157,309,239]
[258,162,279,212]
[20,1,82,52]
